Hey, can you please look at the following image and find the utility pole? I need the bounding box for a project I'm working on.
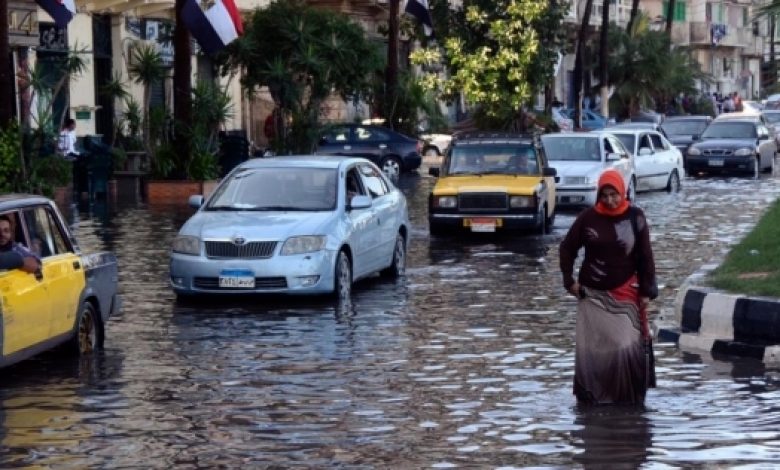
[173,0,191,170]
[385,0,399,130]
[0,0,13,128]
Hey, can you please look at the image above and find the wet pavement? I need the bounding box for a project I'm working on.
[3,171,780,467]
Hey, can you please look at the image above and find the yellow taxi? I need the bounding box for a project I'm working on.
[428,132,558,236]
[0,195,120,368]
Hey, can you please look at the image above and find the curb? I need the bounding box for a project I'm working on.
[656,265,780,362]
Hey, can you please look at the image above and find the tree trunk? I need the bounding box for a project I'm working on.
[574,0,594,129]
[666,0,676,36]
[0,0,12,127]
[772,16,777,84]
[627,0,641,35]
[385,0,399,130]
[599,0,610,118]
[174,0,192,174]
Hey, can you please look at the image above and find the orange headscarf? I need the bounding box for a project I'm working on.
[594,169,630,216]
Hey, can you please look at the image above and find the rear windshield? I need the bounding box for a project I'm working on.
[701,122,757,139]
[445,144,539,176]
[662,120,709,136]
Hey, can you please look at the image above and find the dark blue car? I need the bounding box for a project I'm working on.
[316,124,422,179]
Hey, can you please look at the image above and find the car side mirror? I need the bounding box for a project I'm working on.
[429,167,440,177]
[188,195,204,209]
[349,195,372,210]
[638,148,653,156]
[542,167,557,177]
[605,152,621,161]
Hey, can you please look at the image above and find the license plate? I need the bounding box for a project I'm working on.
[219,270,255,288]
[464,218,499,232]
[709,159,724,167]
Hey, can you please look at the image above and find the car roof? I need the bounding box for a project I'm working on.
[0,194,53,212]
[238,155,367,170]
[452,131,536,145]
[593,128,657,137]
[542,133,599,140]
[663,115,712,122]
[714,112,762,121]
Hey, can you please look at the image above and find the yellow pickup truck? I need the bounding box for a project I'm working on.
[0,195,120,368]
[428,132,558,236]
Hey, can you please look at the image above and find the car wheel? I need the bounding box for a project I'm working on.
[627,178,637,201]
[544,208,555,234]
[666,169,681,193]
[424,146,440,157]
[333,250,352,300]
[764,154,775,174]
[536,206,547,235]
[753,156,760,179]
[72,302,101,355]
[381,156,403,180]
[381,233,406,278]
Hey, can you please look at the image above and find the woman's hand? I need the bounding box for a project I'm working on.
[568,282,582,298]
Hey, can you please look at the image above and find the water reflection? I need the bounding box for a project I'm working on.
[572,405,652,469]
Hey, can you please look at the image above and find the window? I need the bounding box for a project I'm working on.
[322,126,350,143]
[358,164,388,198]
[345,167,366,202]
[354,126,389,142]
[663,0,686,21]
[21,206,71,258]
[649,133,667,150]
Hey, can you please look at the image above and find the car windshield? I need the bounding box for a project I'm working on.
[763,113,780,124]
[613,134,636,154]
[543,137,602,162]
[662,120,709,136]
[206,167,338,211]
[445,144,539,175]
[701,122,757,139]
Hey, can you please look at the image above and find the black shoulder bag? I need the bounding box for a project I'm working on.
[629,207,659,300]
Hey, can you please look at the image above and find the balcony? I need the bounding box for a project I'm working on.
[689,22,758,49]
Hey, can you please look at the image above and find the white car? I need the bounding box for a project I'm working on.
[420,133,452,156]
[170,156,410,300]
[541,133,635,208]
[600,129,685,192]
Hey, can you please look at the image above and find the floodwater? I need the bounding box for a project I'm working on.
[2,170,780,468]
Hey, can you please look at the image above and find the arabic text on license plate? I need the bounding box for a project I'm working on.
[219,273,255,288]
[709,159,724,167]
[469,218,497,232]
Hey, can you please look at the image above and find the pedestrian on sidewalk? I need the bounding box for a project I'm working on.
[559,169,658,406]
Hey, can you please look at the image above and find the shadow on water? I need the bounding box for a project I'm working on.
[572,404,652,469]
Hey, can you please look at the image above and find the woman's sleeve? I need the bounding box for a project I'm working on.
[637,210,658,299]
[559,212,585,290]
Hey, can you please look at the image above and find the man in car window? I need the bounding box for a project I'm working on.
[0,215,41,273]
[453,153,483,173]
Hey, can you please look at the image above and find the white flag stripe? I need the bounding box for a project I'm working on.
[205,0,239,47]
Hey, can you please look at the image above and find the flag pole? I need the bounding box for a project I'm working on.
[0,0,13,127]
[174,0,192,172]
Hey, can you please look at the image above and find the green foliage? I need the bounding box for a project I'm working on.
[127,42,166,158]
[28,155,71,197]
[150,142,176,179]
[0,122,22,192]
[412,0,566,122]
[380,71,446,135]
[220,0,383,153]
[186,81,233,180]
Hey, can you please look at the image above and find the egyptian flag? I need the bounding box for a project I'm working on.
[182,0,244,56]
[405,0,433,37]
[36,0,76,28]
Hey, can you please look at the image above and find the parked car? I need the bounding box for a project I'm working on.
[608,121,668,138]
[762,110,780,145]
[660,115,713,156]
[420,132,452,157]
[686,119,777,176]
[541,133,635,208]
[0,194,120,368]
[315,124,422,180]
[427,132,558,235]
[630,109,665,125]
[715,112,778,151]
[170,156,410,300]
[561,108,608,130]
[600,129,685,192]
[551,107,574,132]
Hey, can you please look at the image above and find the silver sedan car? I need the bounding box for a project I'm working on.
[170,156,410,299]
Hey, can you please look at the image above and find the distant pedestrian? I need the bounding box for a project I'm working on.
[723,94,735,113]
[58,118,79,160]
[559,169,658,406]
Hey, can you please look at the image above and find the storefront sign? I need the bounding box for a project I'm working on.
[39,23,68,52]
[8,2,39,47]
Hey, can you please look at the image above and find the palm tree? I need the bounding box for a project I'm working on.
[574,0,595,128]
[598,0,610,117]
[127,42,165,157]
[98,71,130,146]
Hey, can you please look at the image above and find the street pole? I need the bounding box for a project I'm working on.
[173,0,192,170]
[385,0,399,130]
[0,0,13,128]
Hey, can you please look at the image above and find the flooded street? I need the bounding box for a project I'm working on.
[3,170,780,467]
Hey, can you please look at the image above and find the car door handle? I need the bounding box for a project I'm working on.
[73,261,81,270]
[378,144,387,149]
[344,145,352,150]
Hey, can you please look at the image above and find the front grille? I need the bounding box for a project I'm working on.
[458,193,507,210]
[193,277,288,289]
[205,241,277,259]
[702,149,734,157]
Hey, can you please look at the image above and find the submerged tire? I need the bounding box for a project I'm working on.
[72,302,101,355]
[381,233,406,278]
[333,250,352,300]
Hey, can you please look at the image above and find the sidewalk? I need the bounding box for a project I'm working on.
[655,263,780,362]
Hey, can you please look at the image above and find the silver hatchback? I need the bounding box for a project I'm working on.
[169,156,410,299]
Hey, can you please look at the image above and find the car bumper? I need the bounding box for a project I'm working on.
[686,155,755,174]
[429,212,542,231]
[555,187,597,207]
[169,249,337,295]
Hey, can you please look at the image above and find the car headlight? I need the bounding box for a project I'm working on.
[435,196,457,208]
[563,176,591,185]
[172,235,200,255]
[510,196,535,208]
[733,148,754,157]
[687,147,701,156]
[281,236,326,255]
